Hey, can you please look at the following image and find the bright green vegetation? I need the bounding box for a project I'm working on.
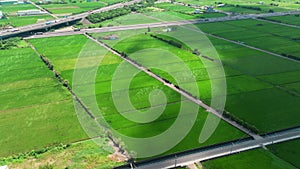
[263,14,300,26]
[3,139,122,169]
[78,10,225,28]
[0,4,53,27]
[204,35,300,133]
[29,35,246,158]
[216,4,289,14]
[174,0,300,11]
[198,19,300,59]
[107,33,272,98]
[93,27,300,134]
[0,15,53,27]
[144,11,226,20]
[269,139,300,168]
[79,13,158,28]
[155,2,197,14]
[86,2,152,24]
[0,4,37,13]
[202,148,296,169]
[40,2,106,15]
[0,39,88,157]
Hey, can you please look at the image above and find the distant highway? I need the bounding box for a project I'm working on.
[116,127,300,169]
[0,0,141,39]
[25,10,300,40]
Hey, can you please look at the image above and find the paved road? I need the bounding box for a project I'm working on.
[27,0,59,19]
[25,10,300,40]
[116,127,300,169]
[84,33,261,140]
[0,0,141,38]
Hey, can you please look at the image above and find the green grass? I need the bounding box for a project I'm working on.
[40,2,106,14]
[216,4,290,14]
[4,139,123,169]
[269,139,300,168]
[0,4,37,14]
[174,0,300,10]
[144,11,226,20]
[0,44,88,157]
[264,14,300,26]
[203,148,296,169]
[155,3,196,14]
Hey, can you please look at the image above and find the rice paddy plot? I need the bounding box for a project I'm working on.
[268,138,300,168]
[0,42,87,157]
[29,34,246,158]
[263,14,300,26]
[197,19,300,59]
[202,148,296,169]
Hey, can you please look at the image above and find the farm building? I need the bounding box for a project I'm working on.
[0,0,18,4]
[17,9,47,16]
[154,0,171,4]
[205,6,215,12]
[102,34,119,40]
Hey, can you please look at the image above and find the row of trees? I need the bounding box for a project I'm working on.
[0,38,21,50]
[87,7,132,23]
[150,34,183,49]
[281,53,300,61]
[87,1,155,23]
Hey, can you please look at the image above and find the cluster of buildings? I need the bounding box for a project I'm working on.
[0,0,27,5]
[17,9,48,16]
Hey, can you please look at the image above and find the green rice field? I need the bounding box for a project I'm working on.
[29,35,246,158]
[0,40,88,157]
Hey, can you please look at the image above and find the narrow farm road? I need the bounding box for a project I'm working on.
[27,0,59,19]
[84,33,262,140]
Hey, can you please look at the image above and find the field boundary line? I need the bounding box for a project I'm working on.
[27,0,59,19]
[204,33,300,63]
[25,39,132,161]
[256,18,300,29]
[84,33,262,140]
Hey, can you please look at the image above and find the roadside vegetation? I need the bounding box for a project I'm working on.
[1,139,122,169]
[0,4,53,27]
